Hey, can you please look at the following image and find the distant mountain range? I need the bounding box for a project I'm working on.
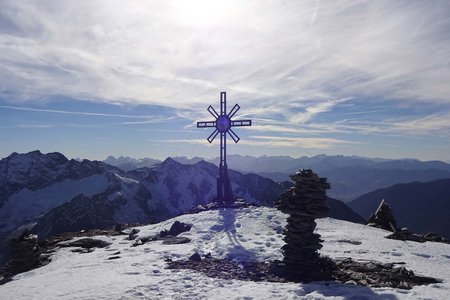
[349,179,450,239]
[0,151,362,266]
[104,154,450,202]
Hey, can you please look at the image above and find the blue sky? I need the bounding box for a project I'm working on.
[1,0,450,161]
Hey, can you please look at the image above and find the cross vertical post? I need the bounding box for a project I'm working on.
[197,92,252,206]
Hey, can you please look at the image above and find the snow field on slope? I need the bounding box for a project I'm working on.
[0,207,449,299]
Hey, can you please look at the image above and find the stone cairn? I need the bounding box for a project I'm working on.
[367,199,397,232]
[275,169,331,281]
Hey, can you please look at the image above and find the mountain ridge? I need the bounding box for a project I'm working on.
[102,154,450,201]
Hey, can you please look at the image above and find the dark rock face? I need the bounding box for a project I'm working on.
[275,169,331,280]
[0,232,51,278]
[31,194,117,239]
[367,199,397,232]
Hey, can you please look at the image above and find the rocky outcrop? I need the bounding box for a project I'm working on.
[159,221,193,238]
[0,232,51,278]
[275,169,331,280]
[367,199,397,231]
[57,238,111,249]
[386,228,450,244]
[167,254,440,289]
[133,221,193,247]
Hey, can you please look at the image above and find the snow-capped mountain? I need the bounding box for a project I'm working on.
[105,154,450,202]
[1,207,449,299]
[0,151,114,207]
[103,156,161,171]
[31,157,284,239]
[0,151,122,233]
[0,152,279,237]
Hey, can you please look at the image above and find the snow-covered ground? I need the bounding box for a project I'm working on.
[1,207,449,299]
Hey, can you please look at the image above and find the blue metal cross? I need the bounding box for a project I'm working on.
[197,92,252,205]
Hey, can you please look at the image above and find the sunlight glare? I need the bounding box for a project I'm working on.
[170,0,238,26]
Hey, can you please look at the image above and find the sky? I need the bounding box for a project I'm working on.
[1,0,450,161]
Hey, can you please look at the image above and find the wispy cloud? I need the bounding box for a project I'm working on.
[165,135,362,150]
[247,135,363,149]
[0,105,154,119]
[16,124,54,129]
[1,1,450,160]
[1,1,449,108]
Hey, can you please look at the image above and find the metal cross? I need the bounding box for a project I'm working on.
[197,92,252,205]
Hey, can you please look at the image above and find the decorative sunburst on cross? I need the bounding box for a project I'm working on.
[197,92,252,205]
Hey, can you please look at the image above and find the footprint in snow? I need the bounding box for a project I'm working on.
[124,272,141,275]
[210,224,224,231]
[412,253,432,258]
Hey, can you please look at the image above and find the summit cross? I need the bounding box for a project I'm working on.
[197,92,252,205]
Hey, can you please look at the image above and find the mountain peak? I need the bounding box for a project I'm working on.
[162,157,180,165]
[3,150,68,165]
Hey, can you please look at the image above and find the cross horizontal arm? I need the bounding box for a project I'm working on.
[231,119,252,127]
[197,121,216,128]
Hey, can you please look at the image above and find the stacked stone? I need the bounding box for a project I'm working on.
[276,169,330,279]
[367,199,397,232]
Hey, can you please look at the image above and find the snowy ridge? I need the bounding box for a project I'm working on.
[0,207,448,299]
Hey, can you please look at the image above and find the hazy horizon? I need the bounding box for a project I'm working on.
[3,149,450,165]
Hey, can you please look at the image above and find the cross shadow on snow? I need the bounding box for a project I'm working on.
[217,208,257,262]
